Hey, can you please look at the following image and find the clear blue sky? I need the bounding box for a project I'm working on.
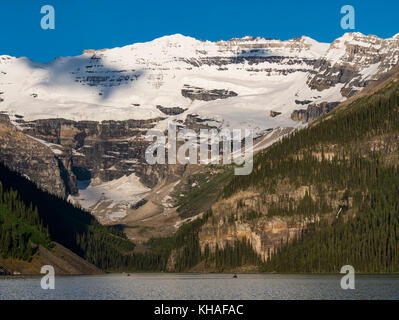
[1,0,398,62]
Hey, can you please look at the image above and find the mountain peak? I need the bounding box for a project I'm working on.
[150,33,201,44]
[335,32,367,43]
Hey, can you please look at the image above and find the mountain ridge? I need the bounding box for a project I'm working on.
[3,32,399,62]
[1,32,397,126]
[0,31,398,227]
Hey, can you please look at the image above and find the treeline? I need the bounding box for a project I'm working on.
[0,183,52,261]
[0,162,134,268]
[266,191,332,218]
[260,155,399,273]
[218,80,399,273]
[264,189,399,273]
[204,238,264,271]
[223,81,399,198]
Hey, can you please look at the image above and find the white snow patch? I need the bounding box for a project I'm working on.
[70,173,150,222]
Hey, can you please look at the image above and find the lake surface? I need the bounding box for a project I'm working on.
[1,273,399,300]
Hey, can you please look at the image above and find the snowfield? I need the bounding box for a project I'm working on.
[68,173,150,222]
[1,32,397,136]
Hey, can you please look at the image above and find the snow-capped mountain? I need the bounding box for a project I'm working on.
[1,32,398,133]
[0,32,398,223]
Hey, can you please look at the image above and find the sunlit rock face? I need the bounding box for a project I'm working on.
[0,114,68,197]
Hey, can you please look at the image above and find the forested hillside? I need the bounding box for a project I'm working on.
[0,163,136,271]
[0,183,52,261]
[212,77,399,273]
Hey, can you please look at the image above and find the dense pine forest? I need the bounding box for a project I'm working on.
[0,183,52,261]
[223,81,399,197]
[220,79,399,273]
[0,163,136,270]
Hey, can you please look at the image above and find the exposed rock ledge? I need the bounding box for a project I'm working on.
[0,114,69,197]
[291,101,340,123]
[181,84,238,101]
[156,105,186,115]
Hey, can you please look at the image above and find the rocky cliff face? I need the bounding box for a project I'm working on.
[199,216,308,261]
[291,101,340,123]
[198,184,338,261]
[7,115,191,222]
[0,114,68,197]
[18,117,167,186]
[307,33,399,97]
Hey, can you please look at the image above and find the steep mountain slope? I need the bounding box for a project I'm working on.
[0,32,398,225]
[0,114,72,197]
[0,163,142,273]
[192,69,399,272]
[0,169,100,275]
